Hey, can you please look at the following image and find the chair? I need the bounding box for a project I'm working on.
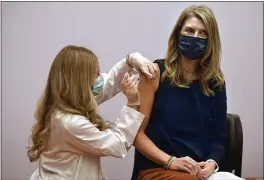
[219,113,243,177]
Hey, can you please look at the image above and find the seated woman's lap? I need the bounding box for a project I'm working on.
[138,168,245,180]
[138,168,198,180]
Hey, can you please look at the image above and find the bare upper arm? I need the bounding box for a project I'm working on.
[138,63,160,132]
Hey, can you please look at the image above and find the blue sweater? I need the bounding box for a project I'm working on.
[131,59,228,179]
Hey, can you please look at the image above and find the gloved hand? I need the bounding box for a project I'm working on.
[121,72,140,106]
[128,52,157,82]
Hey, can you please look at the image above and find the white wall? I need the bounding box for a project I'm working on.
[2,2,263,180]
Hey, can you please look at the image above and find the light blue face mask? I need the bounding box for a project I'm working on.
[92,76,104,96]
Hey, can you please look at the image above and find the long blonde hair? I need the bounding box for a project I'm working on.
[27,45,107,162]
[163,5,225,96]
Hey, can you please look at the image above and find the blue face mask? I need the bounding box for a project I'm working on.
[178,35,208,60]
[92,76,104,96]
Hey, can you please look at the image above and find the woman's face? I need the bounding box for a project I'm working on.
[180,16,208,39]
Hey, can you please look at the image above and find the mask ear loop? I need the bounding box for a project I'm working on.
[97,69,101,77]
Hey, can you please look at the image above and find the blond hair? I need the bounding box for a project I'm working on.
[163,5,225,96]
[27,45,107,162]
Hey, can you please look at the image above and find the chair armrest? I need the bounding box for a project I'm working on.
[233,114,243,177]
[223,113,243,177]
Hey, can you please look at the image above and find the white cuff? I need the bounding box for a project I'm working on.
[206,159,219,172]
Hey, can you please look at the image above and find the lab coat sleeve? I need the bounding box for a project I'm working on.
[95,58,138,105]
[63,105,144,158]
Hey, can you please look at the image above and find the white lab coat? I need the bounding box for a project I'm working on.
[29,58,144,180]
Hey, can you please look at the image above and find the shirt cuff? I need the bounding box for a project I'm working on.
[206,159,219,172]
